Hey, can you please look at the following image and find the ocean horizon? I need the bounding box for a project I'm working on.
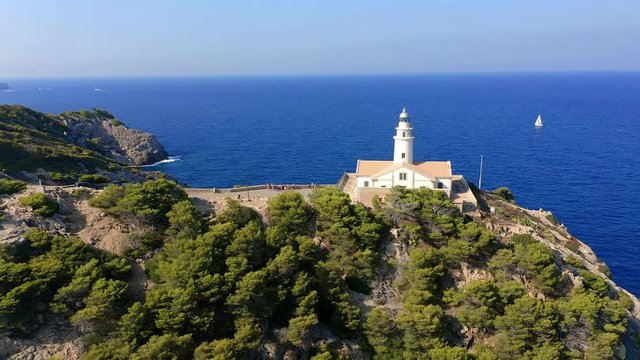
[2,72,639,295]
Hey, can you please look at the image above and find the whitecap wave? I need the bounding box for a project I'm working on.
[143,156,182,167]
[93,88,103,92]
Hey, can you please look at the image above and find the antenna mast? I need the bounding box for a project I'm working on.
[478,154,484,189]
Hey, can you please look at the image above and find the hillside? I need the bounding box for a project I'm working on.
[1,179,638,359]
[0,105,168,176]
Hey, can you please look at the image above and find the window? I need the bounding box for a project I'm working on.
[402,131,406,137]
[401,152,405,159]
[437,182,444,189]
[399,172,407,180]
[364,181,369,187]
[381,185,386,188]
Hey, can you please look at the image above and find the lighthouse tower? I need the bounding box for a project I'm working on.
[393,107,414,164]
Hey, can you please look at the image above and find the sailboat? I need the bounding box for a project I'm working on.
[534,114,543,127]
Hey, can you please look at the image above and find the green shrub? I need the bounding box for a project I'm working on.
[543,230,555,241]
[556,291,627,358]
[88,185,124,208]
[89,179,187,228]
[18,193,59,217]
[49,172,75,184]
[267,191,312,236]
[364,308,403,359]
[70,188,89,199]
[580,270,610,297]
[565,241,580,254]
[0,229,130,334]
[124,232,164,259]
[494,297,560,356]
[565,255,585,269]
[489,234,560,295]
[598,264,612,278]
[492,187,515,203]
[510,233,536,245]
[618,291,635,312]
[444,280,502,329]
[545,213,560,225]
[79,174,110,184]
[86,137,102,148]
[430,347,473,360]
[92,108,115,119]
[0,179,27,195]
[377,186,461,243]
[514,217,534,227]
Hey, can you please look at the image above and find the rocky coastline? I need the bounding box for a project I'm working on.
[0,106,169,182]
[59,109,169,166]
[1,106,639,359]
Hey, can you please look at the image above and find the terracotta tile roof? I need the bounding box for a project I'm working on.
[414,161,452,178]
[356,160,452,179]
[355,160,394,176]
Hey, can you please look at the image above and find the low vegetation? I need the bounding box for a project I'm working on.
[18,192,60,217]
[79,174,110,184]
[0,105,123,174]
[1,182,634,359]
[49,172,76,184]
[492,186,515,203]
[0,179,26,195]
[89,178,188,231]
[0,229,130,335]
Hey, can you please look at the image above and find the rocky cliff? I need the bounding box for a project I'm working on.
[59,109,168,166]
[0,105,168,175]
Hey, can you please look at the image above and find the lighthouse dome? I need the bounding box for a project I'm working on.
[399,107,409,121]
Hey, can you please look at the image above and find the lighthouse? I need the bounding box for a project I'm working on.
[352,106,452,191]
[342,106,478,212]
[393,107,414,164]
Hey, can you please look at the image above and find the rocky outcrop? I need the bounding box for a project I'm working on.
[59,110,169,166]
[0,105,170,174]
[474,191,640,359]
[0,83,9,90]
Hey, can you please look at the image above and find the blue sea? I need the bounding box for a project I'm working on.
[2,73,639,295]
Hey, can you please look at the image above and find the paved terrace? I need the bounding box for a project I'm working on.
[24,183,334,217]
[184,184,333,203]
[26,179,477,214]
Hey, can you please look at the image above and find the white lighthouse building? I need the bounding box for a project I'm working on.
[338,107,477,212]
[393,107,414,164]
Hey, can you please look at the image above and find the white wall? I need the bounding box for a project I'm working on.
[438,178,452,190]
[357,169,452,192]
[393,121,414,164]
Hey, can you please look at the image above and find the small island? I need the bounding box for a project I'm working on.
[0,83,9,90]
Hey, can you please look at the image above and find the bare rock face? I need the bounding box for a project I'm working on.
[60,110,169,166]
[105,122,168,165]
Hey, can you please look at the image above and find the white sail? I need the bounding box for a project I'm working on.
[535,114,543,127]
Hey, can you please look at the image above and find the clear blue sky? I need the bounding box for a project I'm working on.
[1,0,639,77]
